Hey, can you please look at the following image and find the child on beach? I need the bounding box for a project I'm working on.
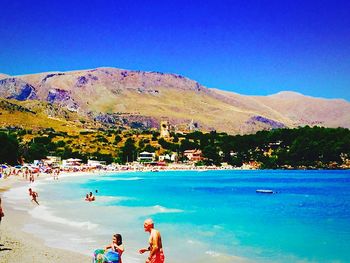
[104,234,124,263]
[28,188,39,205]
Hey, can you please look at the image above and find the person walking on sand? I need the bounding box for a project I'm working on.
[53,168,60,180]
[28,188,39,205]
[29,172,35,183]
[139,218,165,263]
[0,197,4,224]
[105,233,125,263]
[0,197,4,245]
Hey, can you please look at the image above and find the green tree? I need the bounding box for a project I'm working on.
[114,134,122,144]
[143,144,158,153]
[26,143,48,162]
[151,131,160,141]
[180,139,199,152]
[119,138,137,163]
[0,132,19,165]
[203,144,221,165]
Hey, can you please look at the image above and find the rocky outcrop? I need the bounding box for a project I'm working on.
[0,78,37,101]
[46,88,78,112]
[89,112,158,129]
[246,115,285,129]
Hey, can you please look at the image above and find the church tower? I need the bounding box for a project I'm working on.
[160,121,170,138]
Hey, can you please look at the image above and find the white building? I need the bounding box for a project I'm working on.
[138,152,156,162]
[62,158,82,167]
[87,160,106,167]
[158,153,178,162]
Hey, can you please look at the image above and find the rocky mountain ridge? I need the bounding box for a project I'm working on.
[1,67,349,134]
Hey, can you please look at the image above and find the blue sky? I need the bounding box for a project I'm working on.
[1,0,349,101]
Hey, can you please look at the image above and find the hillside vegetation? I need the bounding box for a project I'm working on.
[1,125,349,169]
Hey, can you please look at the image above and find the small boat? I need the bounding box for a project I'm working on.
[256,189,274,194]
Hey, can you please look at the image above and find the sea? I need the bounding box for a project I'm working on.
[3,170,350,263]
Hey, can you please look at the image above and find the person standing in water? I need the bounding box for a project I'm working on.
[139,218,165,263]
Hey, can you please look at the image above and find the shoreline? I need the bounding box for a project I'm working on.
[0,174,91,263]
[0,170,254,263]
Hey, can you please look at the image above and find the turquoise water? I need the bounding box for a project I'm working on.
[13,170,350,262]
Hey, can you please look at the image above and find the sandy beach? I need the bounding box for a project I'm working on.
[0,170,253,263]
[0,175,91,263]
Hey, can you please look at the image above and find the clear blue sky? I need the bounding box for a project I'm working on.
[1,0,349,101]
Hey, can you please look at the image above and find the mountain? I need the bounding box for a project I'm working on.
[0,67,349,134]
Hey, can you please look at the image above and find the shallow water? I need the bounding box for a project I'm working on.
[4,170,350,262]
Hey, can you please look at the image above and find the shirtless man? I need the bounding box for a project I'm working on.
[28,188,39,205]
[139,218,165,263]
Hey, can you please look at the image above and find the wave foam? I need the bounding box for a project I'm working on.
[28,205,98,230]
[205,250,221,257]
[151,205,183,214]
[3,185,29,200]
[95,195,134,203]
[93,176,143,181]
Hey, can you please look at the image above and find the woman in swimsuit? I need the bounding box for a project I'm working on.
[105,233,124,263]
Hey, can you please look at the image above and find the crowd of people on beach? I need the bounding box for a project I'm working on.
[0,160,236,182]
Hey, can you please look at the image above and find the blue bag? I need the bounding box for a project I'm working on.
[104,251,119,263]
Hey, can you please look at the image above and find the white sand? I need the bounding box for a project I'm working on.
[0,175,91,263]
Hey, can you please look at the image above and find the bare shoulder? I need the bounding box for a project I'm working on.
[151,228,159,235]
[151,229,161,239]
